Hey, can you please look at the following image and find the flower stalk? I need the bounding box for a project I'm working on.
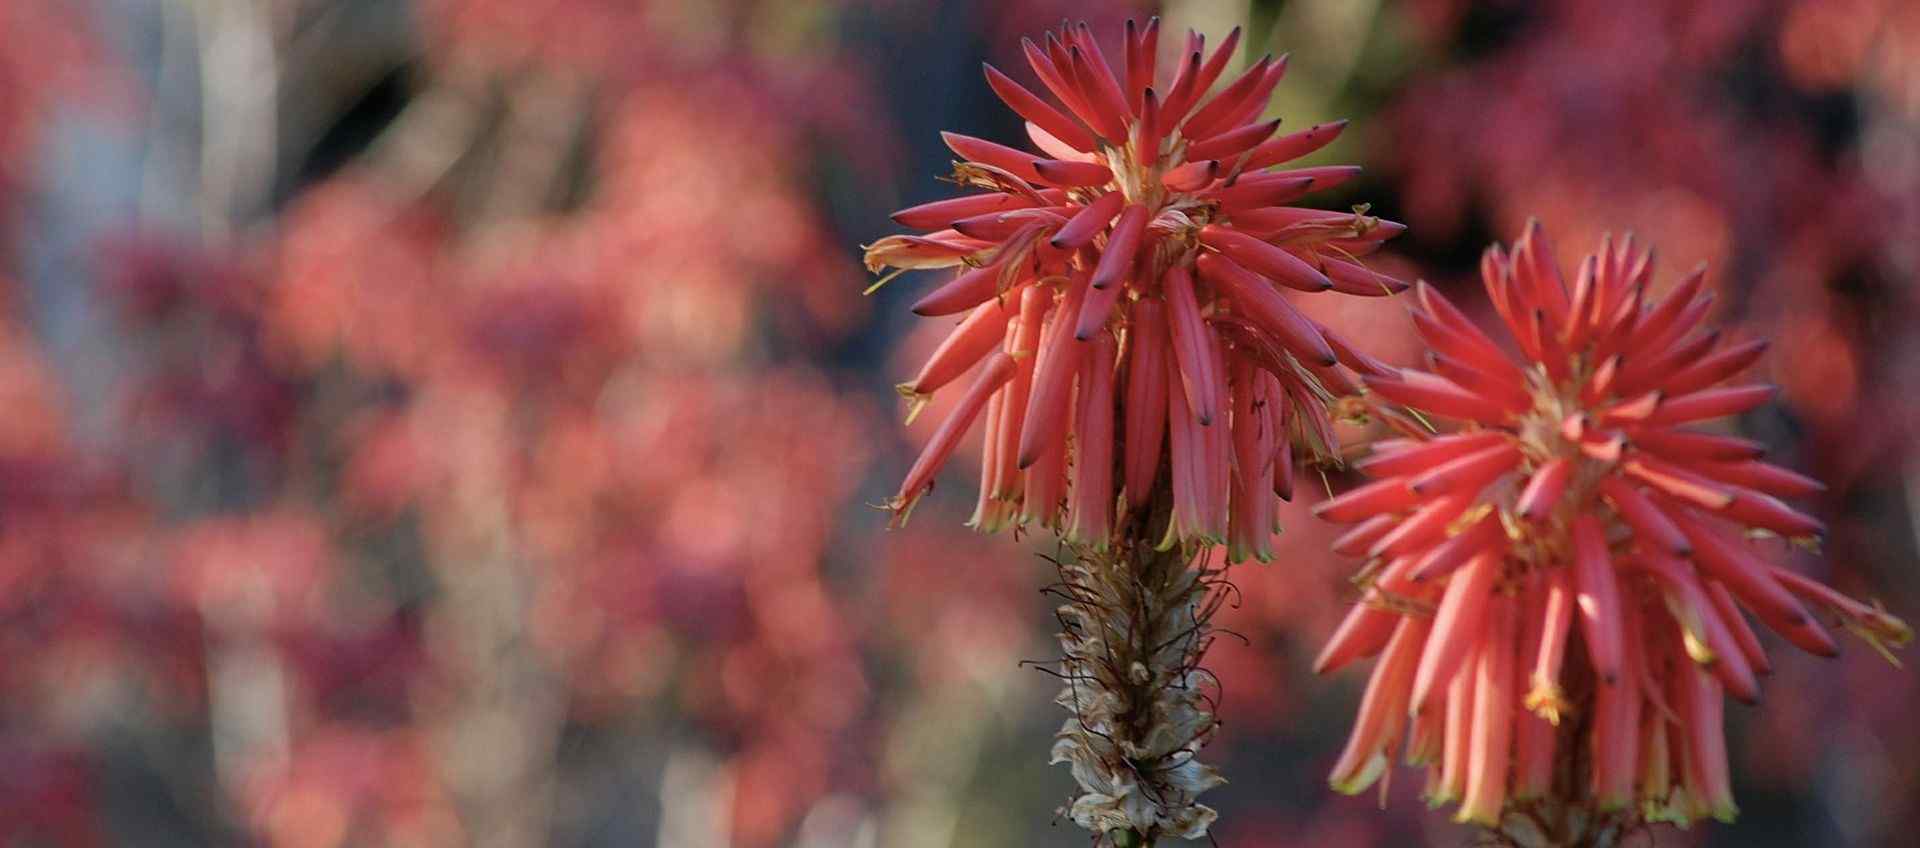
[868,18,1405,841]
[1048,495,1229,846]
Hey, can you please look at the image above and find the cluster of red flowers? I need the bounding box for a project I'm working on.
[1367,1,1920,836]
[872,19,1407,562]
[1314,224,1908,830]
[2,3,1914,846]
[875,13,1914,841]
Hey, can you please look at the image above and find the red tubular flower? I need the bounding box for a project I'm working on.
[871,19,1407,557]
[1316,223,1911,833]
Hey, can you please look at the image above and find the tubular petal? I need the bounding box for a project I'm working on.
[1197,253,1336,366]
[1242,119,1348,169]
[1670,509,1837,657]
[1021,36,1103,140]
[1587,613,1641,809]
[1155,49,1204,139]
[1182,55,1276,140]
[912,258,1017,317]
[1332,513,1398,557]
[1031,158,1114,187]
[968,390,1006,531]
[1659,338,1768,397]
[1064,45,1130,140]
[1188,118,1283,163]
[1050,191,1126,250]
[1089,204,1150,292]
[1679,664,1739,822]
[1069,24,1131,124]
[1163,265,1220,426]
[1209,176,1319,213]
[1067,333,1117,547]
[1369,492,1477,559]
[1319,323,1396,376]
[1407,443,1522,497]
[1411,550,1501,717]
[1316,595,1398,675]
[983,63,1098,152]
[1363,372,1512,425]
[893,192,1035,229]
[991,286,1051,499]
[1330,616,1432,795]
[1408,512,1505,583]
[1719,488,1825,539]
[1630,428,1765,462]
[1123,299,1170,509]
[1323,256,1411,296]
[942,131,1047,183]
[1598,476,1691,556]
[1636,553,1760,703]
[894,352,1017,518]
[1160,159,1219,191]
[1163,368,1209,544]
[1706,578,1772,675]
[1017,273,1090,469]
[1622,456,1736,510]
[1163,25,1241,123]
[1514,458,1573,521]
[1313,475,1421,523]
[1457,594,1516,825]
[1356,431,1510,477]
[1526,569,1576,722]
[1076,268,1130,341]
[907,297,1017,395]
[1227,355,1276,562]
[1571,515,1624,683]
[1691,459,1824,498]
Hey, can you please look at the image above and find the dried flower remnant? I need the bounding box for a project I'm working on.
[866,18,1406,845]
[1314,223,1910,846]
[1048,542,1231,843]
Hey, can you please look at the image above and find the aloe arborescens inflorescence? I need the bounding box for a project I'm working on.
[867,17,1407,845]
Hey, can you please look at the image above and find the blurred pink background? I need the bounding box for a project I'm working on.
[0,1,1914,846]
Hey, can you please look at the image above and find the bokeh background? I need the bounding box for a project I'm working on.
[2,1,1915,846]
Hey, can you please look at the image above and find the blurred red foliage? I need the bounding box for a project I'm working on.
[1,2,1914,846]
[2,1,902,845]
